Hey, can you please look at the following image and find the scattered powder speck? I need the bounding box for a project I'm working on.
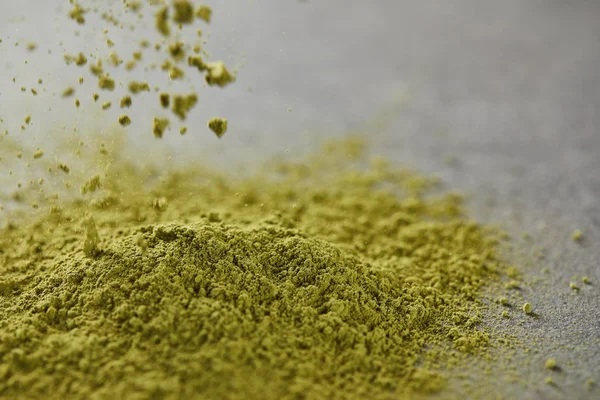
[33,148,44,159]
[545,359,557,370]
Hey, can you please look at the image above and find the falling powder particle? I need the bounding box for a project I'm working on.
[128,81,150,94]
[120,96,132,108]
[62,87,75,97]
[188,55,206,71]
[171,93,198,120]
[159,93,170,108]
[196,5,212,23]
[205,61,235,87]
[152,197,168,211]
[168,41,186,61]
[69,3,86,24]
[75,52,87,66]
[118,115,131,127]
[80,175,102,194]
[125,1,142,12]
[58,163,70,174]
[153,117,170,138]
[33,149,44,159]
[169,66,185,80]
[208,117,227,138]
[125,60,137,71]
[108,52,122,66]
[161,59,173,72]
[173,0,195,24]
[90,60,103,76]
[98,74,115,91]
[83,217,101,257]
[156,6,170,36]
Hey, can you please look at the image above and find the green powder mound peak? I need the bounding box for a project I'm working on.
[0,138,509,399]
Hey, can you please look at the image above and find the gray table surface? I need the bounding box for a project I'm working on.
[1,1,599,399]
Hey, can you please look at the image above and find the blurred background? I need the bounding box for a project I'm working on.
[1,1,599,398]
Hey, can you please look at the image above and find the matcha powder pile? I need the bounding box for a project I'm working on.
[0,138,512,399]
